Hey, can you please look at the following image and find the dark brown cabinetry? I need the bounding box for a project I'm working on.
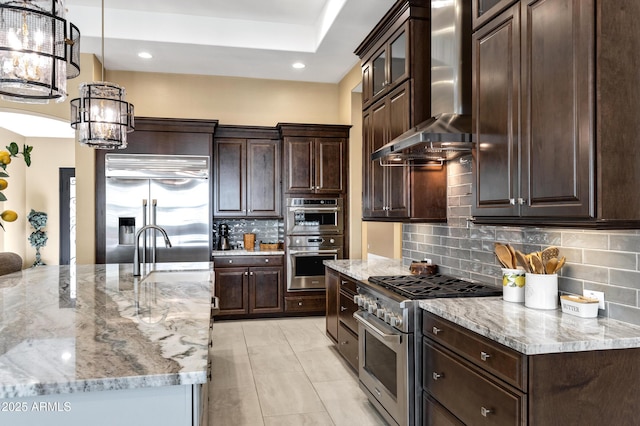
[473,0,640,228]
[214,126,281,218]
[278,123,350,195]
[357,0,447,222]
[213,256,283,318]
[325,267,359,371]
[422,312,640,425]
[472,0,517,30]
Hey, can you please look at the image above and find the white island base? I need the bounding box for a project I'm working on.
[1,384,205,426]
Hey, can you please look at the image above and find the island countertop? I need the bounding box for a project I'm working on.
[0,262,213,399]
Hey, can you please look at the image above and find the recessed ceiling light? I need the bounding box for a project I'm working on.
[292,62,306,69]
[138,52,153,59]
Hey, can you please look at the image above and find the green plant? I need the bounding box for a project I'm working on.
[0,142,33,231]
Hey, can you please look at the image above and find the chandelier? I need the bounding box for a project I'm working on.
[69,0,133,149]
[0,0,80,103]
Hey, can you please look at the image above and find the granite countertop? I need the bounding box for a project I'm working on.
[323,258,409,280]
[325,258,640,356]
[420,298,640,355]
[0,262,213,398]
[212,249,284,256]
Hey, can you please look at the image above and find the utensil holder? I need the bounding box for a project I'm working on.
[501,268,525,303]
[525,273,558,309]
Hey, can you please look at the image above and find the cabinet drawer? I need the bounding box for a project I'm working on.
[422,392,464,426]
[213,255,283,268]
[423,312,526,390]
[423,341,524,426]
[338,291,358,334]
[337,323,358,371]
[339,275,358,294]
[284,296,326,313]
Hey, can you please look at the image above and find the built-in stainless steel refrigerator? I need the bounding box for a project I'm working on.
[104,154,211,264]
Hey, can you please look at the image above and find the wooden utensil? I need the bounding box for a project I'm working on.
[506,244,517,271]
[553,256,566,273]
[515,250,532,273]
[530,253,545,274]
[541,246,559,265]
[545,257,558,274]
[494,243,514,269]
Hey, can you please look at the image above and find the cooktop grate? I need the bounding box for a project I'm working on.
[367,274,502,299]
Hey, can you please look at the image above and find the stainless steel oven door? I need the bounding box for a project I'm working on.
[355,311,411,426]
[286,248,342,291]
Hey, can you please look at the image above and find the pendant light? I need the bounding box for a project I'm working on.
[70,0,133,149]
[0,0,81,103]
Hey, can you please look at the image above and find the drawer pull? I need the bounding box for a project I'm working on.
[481,407,492,417]
[432,326,442,335]
[432,372,443,381]
[340,306,348,312]
[298,301,303,306]
[480,351,491,361]
[264,258,269,263]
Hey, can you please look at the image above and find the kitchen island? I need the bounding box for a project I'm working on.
[0,262,213,426]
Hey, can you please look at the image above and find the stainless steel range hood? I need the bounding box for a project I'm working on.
[372,0,472,163]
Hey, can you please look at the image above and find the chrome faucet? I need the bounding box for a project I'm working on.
[133,224,172,276]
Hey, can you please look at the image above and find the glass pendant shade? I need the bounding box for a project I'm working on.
[70,82,134,149]
[0,0,80,103]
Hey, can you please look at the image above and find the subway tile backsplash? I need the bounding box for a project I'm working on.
[402,156,640,326]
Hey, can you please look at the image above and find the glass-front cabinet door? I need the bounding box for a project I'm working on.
[389,30,408,86]
[372,49,387,97]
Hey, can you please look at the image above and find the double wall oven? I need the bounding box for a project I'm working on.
[354,274,502,425]
[285,198,344,291]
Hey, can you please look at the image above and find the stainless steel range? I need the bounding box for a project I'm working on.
[354,274,501,426]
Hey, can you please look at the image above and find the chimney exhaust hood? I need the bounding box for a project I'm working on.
[372,0,472,163]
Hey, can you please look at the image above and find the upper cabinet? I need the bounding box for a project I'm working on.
[278,123,350,195]
[473,0,640,228]
[356,0,447,222]
[214,126,281,218]
[472,0,517,30]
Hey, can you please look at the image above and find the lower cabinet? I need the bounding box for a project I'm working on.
[283,294,326,313]
[325,267,359,371]
[213,256,283,318]
[421,312,640,425]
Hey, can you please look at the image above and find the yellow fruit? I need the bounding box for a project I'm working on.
[0,178,7,190]
[515,275,525,288]
[1,210,18,222]
[0,151,10,165]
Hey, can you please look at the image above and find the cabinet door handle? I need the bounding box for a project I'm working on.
[509,198,516,205]
[340,341,348,345]
[432,326,442,335]
[480,351,491,361]
[432,372,443,381]
[517,198,527,205]
[298,301,303,306]
[249,272,254,276]
[481,407,492,417]
[340,306,348,312]
[244,272,248,276]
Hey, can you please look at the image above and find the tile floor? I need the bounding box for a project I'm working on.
[207,316,388,426]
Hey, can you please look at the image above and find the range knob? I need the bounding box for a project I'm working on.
[376,308,386,319]
[353,294,361,305]
[384,311,392,324]
[391,315,403,328]
[367,303,376,314]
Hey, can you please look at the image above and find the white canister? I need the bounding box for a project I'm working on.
[525,273,558,309]
[501,268,525,303]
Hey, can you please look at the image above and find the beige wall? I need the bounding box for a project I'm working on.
[0,54,370,264]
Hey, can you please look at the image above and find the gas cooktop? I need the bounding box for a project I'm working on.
[367,274,502,300]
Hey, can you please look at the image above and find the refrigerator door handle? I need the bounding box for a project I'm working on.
[141,199,148,264]
[151,199,157,263]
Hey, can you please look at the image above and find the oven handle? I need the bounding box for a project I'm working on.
[354,311,401,345]
[288,249,339,255]
[291,207,340,213]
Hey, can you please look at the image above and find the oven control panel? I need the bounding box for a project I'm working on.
[354,287,412,333]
